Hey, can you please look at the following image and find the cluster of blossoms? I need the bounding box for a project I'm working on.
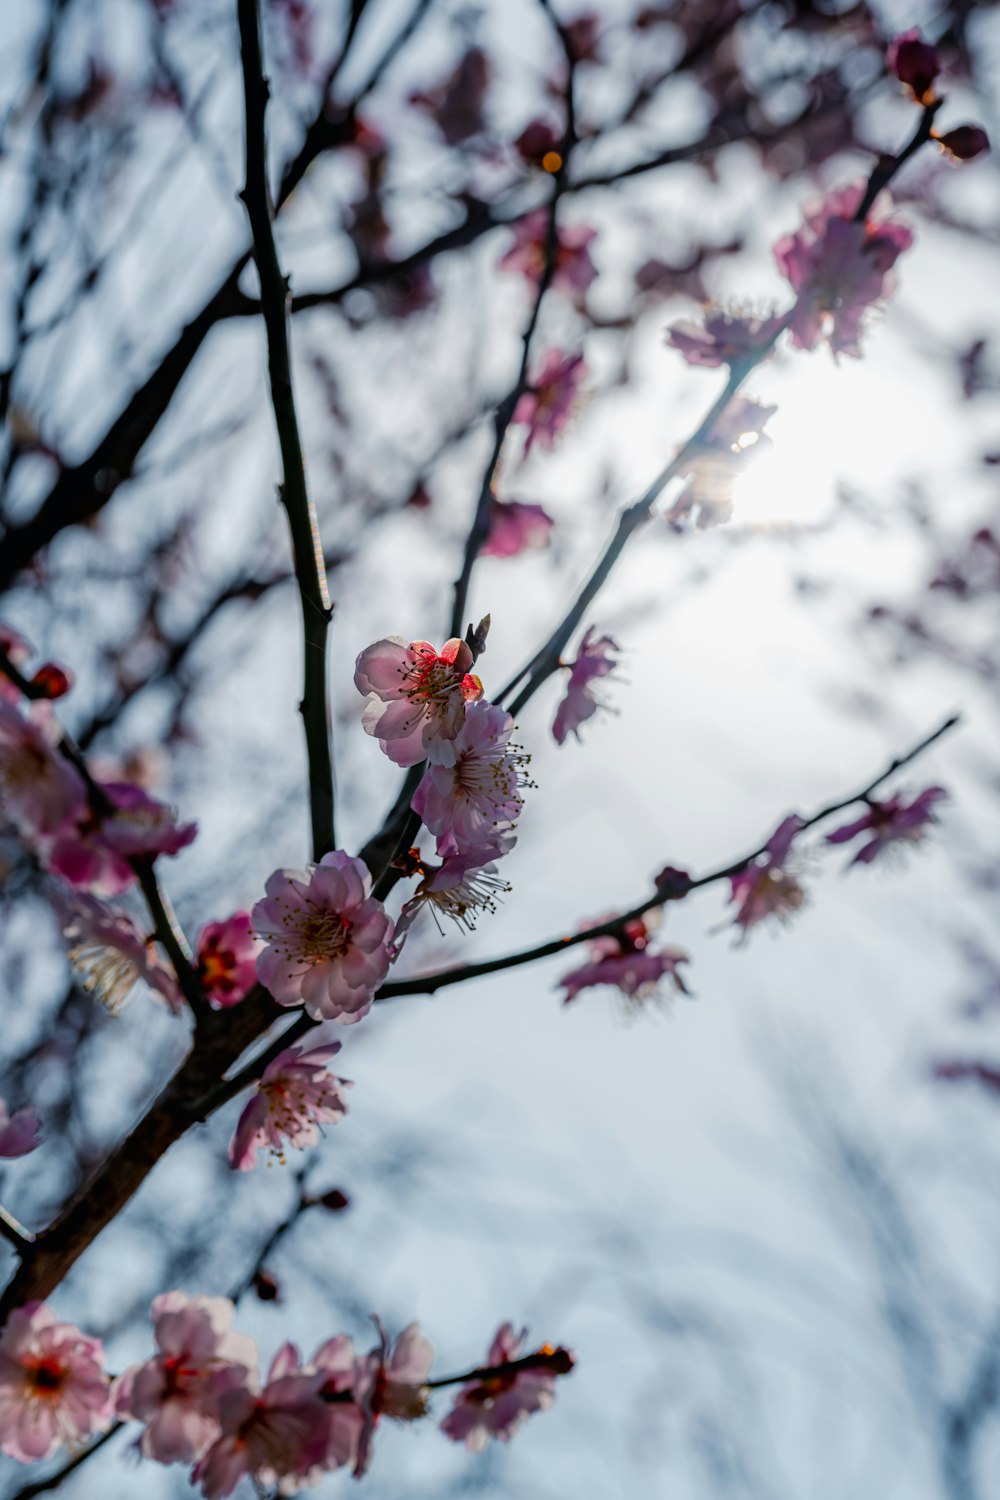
[559,913,690,1013]
[0,1296,573,1488]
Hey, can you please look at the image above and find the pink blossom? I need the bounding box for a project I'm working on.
[0,1302,111,1463]
[886,29,940,104]
[354,636,483,768]
[559,914,690,1010]
[499,211,598,296]
[512,350,585,454]
[411,702,531,855]
[396,843,511,942]
[480,499,555,559]
[0,699,85,840]
[196,912,260,1008]
[0,625,33,704]
[252,851,393,1022]
[59,892,183,1014]
[552,627,619,745]
[774,183,913,357]
[825,785,947,866]
[667,397,776,530]
[409,47,490,144]
[353,1322,433,1478]
[0,1100,41,1158]
[46,781,197,897]
[441,1323,562,1451]
[228,1043,350,1171]
[728,815,807,938]
[302,1335,364,1473]
[114,1292,257,1464]
[665,309,784,368]
[192,1350,329,1498]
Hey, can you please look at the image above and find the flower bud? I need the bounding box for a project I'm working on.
[938,124,990,162]
[29,663,72,700]
[886,30,940,104]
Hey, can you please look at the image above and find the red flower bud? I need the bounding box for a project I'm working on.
[938,124,990,162]
[886,30,940,104]
[29,663,72,700]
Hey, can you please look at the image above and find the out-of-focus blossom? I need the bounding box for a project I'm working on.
[191,1350,329,1498]
[552,627,619,745]
[499,211,598,296]
[937,124,990,162]
[228,1043,350,1170]
[0,626,32,704]
[441,1323,570,1451]
[933,1059,1000,1093]
[355,636,483,768]
[253,851,393,1022]
[0,1100,41,1158]
[825,786,947,866]
[196,912,260,1008]
[396,843,512,942]
[514,118,561,169]
[667,397,776,530]
[114,1292,257,1464]
[559,913,690,1010]
[886,29,940,103]
[0,1302,111,1463]
[513,350,585,454]
[728,815,807,938]
[774,183,913,357]
[0,700,85,839]
[353,1323,433,1477]
[410,47,490,143]
[59,892,182,1014]
[301,1335,364,1473]
[480,499,555,559]
[412,702,531,855]
[47,781,197,897]
[665,308,784,368]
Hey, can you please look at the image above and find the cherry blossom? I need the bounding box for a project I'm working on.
[283,1335,364,1476]
[396,843,512,941]
[886,29,940,104]
[667,397,776,530]
[59,892,183,1014]
[354,636,483,768]
[253,851,393,1022]
[559,914,690,1010]
[512,350,585,454]
[825,785,947,867]
[46,780,197,897]
[0,699,85,839]
[665,308,784,368]
[191,1349,329,1498]
[480,498,555,559]
[774,183,913,357]
[440,1323,563,1451]
[0,1302,111,1463]
[411,701,531,855]
[499,210,598,295]
[0,1100,41,1158]
[353,1322,433,1478]
[228,1043,350,1170]
[552,628,619,745]
[114,1292,257,1464]
[196,912,260,1008]
[728,815,807,938]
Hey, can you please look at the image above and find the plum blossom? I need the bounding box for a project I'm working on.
[353,1322,433,1478]
[0,699,85,839]
[441,1324,568,1451]
[552,628,619,745]
[411,701,531,855]
[499,210,597,295]
[512,350,585,454]
[196,912,260,1008]
[886,29,940,104]
[667,397,776,530]
[774,183,913,357]
[59,892,182,1013]
[0,1302,111,1463]
[228,1043,350,1170]
[559,914,690,1011]
[825,785,947,867]
[355,636,483,768]
[409,47,490,144]
[191,1349,329,1498]
[253,851,393,1022]
[665,308,784,368]
[114,1292,257,1464]
[396,843,512,943]
[480,498,555,559]
[728,815,807,938]
[0,1100,41,1158]
[46,780,197,897]
[287,1335,364,1475]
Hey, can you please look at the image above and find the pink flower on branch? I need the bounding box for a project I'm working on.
[886,29,940,105]
[0,1302,112,1463]
[353,1321,433,1478]
[559,914,690,1011]
[825,785,947,866]
[228,1043,350,1170]
[411,701,532,856]
[552,627,619,745]
[665,308,784,369]
[252,851,393,1022]
[46,780,197,896]
[480,498,555,559]
[191,1350,329,1498]
[59,892,183,1014]
[667,397,776,530]
[355,636,483,768]
[395,843,512,942]
[499,210,598,296]
[441,1323,568,1451]
[728,815,807,939]
[774,183,913,358]
[196,912,260,1008]
[114,1292,257,1464]
[0,699,85,840]
[0,1100,41,1159]
[512,350,585,454]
